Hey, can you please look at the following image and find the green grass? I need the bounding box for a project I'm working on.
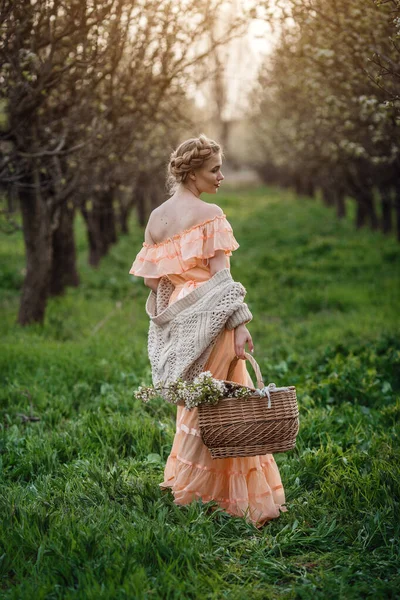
[1,186,399,599]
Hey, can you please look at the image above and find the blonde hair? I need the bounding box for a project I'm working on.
[167,134,222,194]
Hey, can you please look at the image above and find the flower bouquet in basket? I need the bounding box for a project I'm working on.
[134,352,299,460]
[134,371,252,411]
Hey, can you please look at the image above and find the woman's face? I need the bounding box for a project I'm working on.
[192,152,224,194]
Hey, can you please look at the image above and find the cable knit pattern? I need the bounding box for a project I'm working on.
[146,268,253,389]
[129,214,239,278]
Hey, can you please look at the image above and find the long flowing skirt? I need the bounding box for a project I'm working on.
[159,327,288,527]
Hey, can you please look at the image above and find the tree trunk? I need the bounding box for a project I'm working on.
[363,188,379,230]
[118,192,132,235]
[18,179,52,325]
[49,203,80,296]
[119,203,130,235]
[220,120,230,152]
[354,188,379,230]
[136,186,147,227]
[395,185,400,243]
[101,193,117,248]
[82,204,105,268]
[304,178,315,198]
[355,194,367,229]
[82,193,116,267]
[380,187,392,235]
[322,186,335,207]
[294,173,303,196]
[336,188,346,219]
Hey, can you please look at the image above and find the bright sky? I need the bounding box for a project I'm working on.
[248,17,279,56]
[200,11,280,117]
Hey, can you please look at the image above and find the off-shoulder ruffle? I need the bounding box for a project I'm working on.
[129,214,239,278]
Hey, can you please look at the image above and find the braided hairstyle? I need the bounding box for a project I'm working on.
[167,134,222,194]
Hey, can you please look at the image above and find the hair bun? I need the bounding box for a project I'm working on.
[166,134,221,193]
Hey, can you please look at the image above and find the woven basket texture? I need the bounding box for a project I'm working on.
[198,352,299,459]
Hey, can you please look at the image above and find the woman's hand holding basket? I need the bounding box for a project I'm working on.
[234,323,254,359]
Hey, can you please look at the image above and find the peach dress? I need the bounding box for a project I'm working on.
[130,213,287,527]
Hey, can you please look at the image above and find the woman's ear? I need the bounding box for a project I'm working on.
[190,171,196,180]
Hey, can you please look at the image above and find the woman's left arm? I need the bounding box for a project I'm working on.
[209,249,229,276]
[143,221,161,292]
[234,323,254,360]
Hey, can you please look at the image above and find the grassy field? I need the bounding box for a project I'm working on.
[1,186,399,599]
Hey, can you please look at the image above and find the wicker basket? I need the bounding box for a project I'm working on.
[198,352,299,459]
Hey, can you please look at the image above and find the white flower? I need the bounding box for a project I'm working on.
[134,373,253,410]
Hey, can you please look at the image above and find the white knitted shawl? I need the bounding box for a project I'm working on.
[145,268,253,387]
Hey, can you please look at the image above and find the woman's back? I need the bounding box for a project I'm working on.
[147,196,223,245]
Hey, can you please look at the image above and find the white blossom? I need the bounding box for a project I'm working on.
[134,372,253,410]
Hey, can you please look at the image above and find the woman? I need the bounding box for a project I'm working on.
[130,134,287,527]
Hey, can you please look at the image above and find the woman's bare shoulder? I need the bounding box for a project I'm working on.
[146,202,224,244]
[200,203,224,218]
[151,198,222,218]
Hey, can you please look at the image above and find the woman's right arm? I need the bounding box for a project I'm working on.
[144,277,160,292]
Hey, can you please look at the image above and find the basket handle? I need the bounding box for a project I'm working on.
[226,351,265,389]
